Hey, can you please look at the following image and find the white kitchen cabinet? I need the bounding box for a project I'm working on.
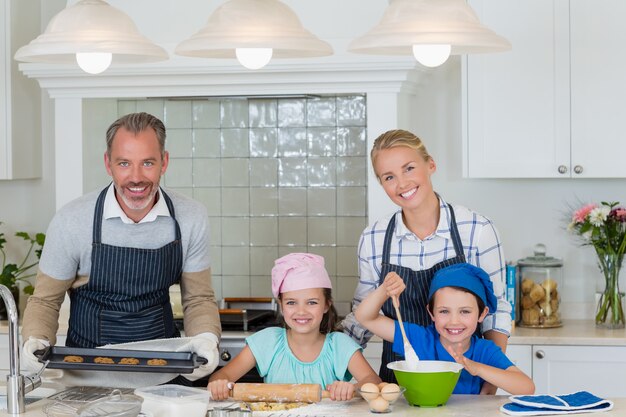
[0,0,41,180]
[532,345,626,397]
[496,344,532,395]
[464,0,626,178]
[363,339,383,375]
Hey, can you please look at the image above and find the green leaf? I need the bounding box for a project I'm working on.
[23,284,34,295]
[15,231,32,241]
[36,233,46,246]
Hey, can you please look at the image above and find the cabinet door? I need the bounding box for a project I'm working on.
[533,345,626,397]
[464,0,570,178]
[570,0,626,177]
[496,344,532,395]
[362,340,383,376]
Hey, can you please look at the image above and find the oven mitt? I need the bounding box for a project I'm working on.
[21,336,50,373]
[500,391,614,415]
[177,332,219,381]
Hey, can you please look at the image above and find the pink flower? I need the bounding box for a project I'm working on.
[611,208,626,222]
[573,203,598,223]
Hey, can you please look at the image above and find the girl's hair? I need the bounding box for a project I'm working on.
[370,129,432,169]
[278,288,340,334]
[427,286,486,314]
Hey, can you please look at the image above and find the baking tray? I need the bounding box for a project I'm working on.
[35,346,207,373]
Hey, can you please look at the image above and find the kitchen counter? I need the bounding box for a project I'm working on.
[2,394,624,416]
[508,321,626,346]
[4,319,626,346]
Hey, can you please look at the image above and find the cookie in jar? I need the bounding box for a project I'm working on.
[518,244,563,328]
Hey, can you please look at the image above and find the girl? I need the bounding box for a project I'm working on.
[342,129,511,392]
[355,263,534,395]
[209,253,381,401]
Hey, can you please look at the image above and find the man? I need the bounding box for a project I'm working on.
[21,112,221,384]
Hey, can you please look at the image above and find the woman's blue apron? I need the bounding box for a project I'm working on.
[378,204,466,382]
[66,186,183,348]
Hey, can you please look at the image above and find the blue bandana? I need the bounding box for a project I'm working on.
[428,263,498,313]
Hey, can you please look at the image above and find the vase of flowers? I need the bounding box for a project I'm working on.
[569,202,626,329]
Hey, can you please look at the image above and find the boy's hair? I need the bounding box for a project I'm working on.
[427,285,486,314]
[278,288,339,334]
[370,129,432,171]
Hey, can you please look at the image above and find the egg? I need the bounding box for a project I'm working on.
[360,382,380,401]
[377,382,389,390]
[369,396,389,413]
[380,383,401,402]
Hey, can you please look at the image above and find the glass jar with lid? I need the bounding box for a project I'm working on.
[517,243,563,328]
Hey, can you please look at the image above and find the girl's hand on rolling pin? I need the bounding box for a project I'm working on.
[326,381,355,401]
[382,272,406,299]
[208,380,233,401]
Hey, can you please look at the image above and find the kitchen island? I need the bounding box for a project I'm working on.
[1,394,624,416]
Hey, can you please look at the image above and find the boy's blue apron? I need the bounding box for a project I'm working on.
[378,204,466,382]
[66,186,183,348]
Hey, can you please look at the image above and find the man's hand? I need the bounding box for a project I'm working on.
[21,336,49,373]
[180,333,219,381]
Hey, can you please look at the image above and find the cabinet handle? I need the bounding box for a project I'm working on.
[573,165,583,174]
[535,350,545,359]
[557,165,568,174]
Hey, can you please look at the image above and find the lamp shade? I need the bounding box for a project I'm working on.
[175,0,333,60]
[14,0,168,66]
[348,0,511,56]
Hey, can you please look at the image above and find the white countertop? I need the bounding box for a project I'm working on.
[2,394,624,417]
[4,319,626,347]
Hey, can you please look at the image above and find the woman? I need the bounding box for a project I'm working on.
[342,129,511,393]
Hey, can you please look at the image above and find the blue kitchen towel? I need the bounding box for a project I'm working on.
[500,391,614,415]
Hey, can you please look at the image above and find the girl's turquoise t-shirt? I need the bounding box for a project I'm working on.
[246,327,362,388]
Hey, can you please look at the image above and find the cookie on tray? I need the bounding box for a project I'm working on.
[118,357,140,365]
[63,355,84,363]
[94,357,115,364]
[147,358,168,366]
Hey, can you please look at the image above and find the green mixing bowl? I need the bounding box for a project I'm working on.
[387,360,463,407]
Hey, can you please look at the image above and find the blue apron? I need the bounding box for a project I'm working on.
[66,186,183,348]
[378,204,466,382]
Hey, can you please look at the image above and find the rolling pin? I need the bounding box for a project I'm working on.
[231,383,330,403]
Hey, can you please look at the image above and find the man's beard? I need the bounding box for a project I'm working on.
[115,182,158,212]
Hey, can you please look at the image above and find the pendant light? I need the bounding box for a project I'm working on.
[349,0,511,68]
[14,0,168,75]
[175,0,333,70]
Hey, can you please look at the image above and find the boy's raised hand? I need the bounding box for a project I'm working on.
[382,272,406,299]
[444,342,481,376]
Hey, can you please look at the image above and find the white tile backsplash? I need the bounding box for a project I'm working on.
[164,158,192,187]
[193,100,220,128]
[164,100,193,128]
[192,159,221,187]
[110,96,367,302]
[137,100,165,120]
[193,129,221,158]
[167,129,193,158]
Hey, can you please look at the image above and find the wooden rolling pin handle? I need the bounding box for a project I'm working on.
[231,383,326,403]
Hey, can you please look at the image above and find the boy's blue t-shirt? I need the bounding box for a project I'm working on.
[392,322,513,394]
[246,327,361,388]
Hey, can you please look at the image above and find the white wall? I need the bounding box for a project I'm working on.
[0,0,62,255]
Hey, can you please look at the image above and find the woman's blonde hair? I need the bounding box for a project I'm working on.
[370,129,432,168]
